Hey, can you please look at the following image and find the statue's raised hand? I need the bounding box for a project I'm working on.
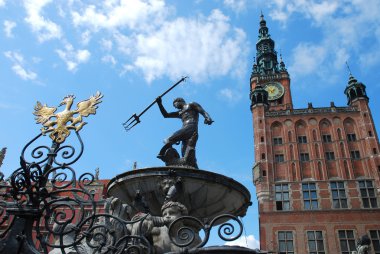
[204,118,213,125]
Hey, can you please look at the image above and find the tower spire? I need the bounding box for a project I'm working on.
[251,13,286,77]
[344,66,368,105]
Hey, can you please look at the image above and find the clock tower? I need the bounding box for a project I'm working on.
[250,13,292,111]
[250,13,380,254]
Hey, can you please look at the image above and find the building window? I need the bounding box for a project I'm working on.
[369,131,373,137]
[358,180,378,208]
[303,182,318,210]
[307,231,325,254]
[350,150,360,160]
[374,148,378,154]
[275,154,285,163]
[261,153,265,160]
[369,230,380,254]
[330,182,348,208]
[300,153,310,162]
[273,137,283,145]
[347,133,356,142]
[278,231,294,254]
[275,184,290,211]
[261,136,264,142]
[325,151,335,161]
[322,134,332,143]
[338,230,356,254]
[298,136,307,143]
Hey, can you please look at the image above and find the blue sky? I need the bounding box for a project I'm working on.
[1,0,380,249]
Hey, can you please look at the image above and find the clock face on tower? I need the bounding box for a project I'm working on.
[264,82,285,101]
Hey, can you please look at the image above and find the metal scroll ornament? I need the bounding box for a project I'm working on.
[33,92,103,144]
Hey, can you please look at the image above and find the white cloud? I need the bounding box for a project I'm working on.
[81,30,91,45]
[0,0,5,7]
[71,0,167,31]
[4,20,16,38]
[288,43,326,77]
[225,234,260,249]
[4,51,37,81]
[12,65,37,80]
[269,0,380,77]
[102,55,117,66]
[219,88,242,103]
[269,0,340,25]
[24,0,62,42]
[223,0,247,13]
[100,38,113,51]
[56,43,91,72]
[130,9,248,82]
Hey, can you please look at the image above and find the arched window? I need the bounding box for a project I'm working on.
[313,129,317,141]
[337,128,342,140]
[288,131,292,142]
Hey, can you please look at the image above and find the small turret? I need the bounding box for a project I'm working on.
[250,84,269,109]
[344,73,369,105]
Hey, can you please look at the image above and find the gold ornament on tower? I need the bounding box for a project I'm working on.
[33,92,103,143]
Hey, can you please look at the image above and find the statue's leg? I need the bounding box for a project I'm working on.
[158,143,173,158]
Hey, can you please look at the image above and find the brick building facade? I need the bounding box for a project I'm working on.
[251,14,380,253]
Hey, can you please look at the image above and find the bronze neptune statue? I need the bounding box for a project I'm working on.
[156,97,213,168]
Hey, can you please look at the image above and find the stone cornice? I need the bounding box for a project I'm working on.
[265,106,359,117]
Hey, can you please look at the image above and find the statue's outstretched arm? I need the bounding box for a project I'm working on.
[156,97,179,118]
[192,102,213,125]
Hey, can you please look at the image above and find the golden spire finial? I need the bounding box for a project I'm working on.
[33,92,103,143]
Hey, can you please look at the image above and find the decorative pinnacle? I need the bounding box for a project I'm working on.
[0,147,6,169]
[345,61,352,76]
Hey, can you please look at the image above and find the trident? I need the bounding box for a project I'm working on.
[123,76,188,132]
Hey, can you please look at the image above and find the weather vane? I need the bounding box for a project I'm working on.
[33,92,103,143]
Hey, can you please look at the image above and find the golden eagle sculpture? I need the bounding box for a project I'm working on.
[33,92,103,144]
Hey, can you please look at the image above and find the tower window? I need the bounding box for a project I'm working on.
[358,180,378,208]
[300,153,310,162]
[275,154,285,163]
[275,184,290,211]
[273,137,283,145]
[302,182,318,210]
[338,230,356,254]
[261,136,264,142]
[307,231,325,254]
[261,153,266,160]
[298,136,307,144]
[278,231,294,254]
[325,151,335,161]
[373,148,378,154]
[369,131,373,137]
[347,133,356,142]
[330,182,348,208]
[350,150,360,160]
[322,134,332,143]
[369,230,380,253]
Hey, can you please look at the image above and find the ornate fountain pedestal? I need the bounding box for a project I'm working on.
[107,166,259,254]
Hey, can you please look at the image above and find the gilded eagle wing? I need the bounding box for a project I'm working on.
[76,91,103,117]
[33,101,57,124]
